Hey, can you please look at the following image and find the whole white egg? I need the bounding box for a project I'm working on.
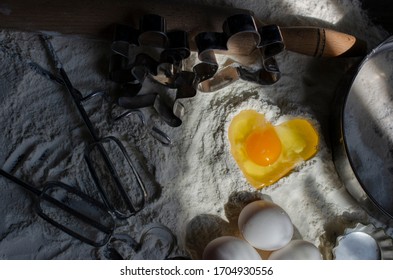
[238,200,293,251]
[268,240,323,260]
[202,236,262,260]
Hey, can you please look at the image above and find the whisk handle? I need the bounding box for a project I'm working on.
[41,36,101,142]
[0,168,41,196]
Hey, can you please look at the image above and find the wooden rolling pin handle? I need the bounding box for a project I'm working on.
[280,27,367,57]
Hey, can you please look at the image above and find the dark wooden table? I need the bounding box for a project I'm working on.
[361,0,393,34]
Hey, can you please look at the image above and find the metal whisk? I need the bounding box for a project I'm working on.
[0,169,115,247]
[42,36,148,219]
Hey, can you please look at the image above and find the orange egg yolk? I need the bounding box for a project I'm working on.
[245,127,282,166]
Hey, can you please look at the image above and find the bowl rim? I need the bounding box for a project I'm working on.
[331,35,393,226]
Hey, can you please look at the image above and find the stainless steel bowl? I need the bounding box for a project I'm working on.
[332,36,393,225]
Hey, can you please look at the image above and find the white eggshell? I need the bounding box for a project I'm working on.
[202,236,262,260]
[268,240,323,260]
[238,200,293,251]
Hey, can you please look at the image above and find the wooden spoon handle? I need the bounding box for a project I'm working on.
[279,27,367,57]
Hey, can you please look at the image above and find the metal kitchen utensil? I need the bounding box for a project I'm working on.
[110,15,193,128]
[110,12,365,127]
[0,0,367,58]
[109,14,283,126]
[331,36,393,226]
[28,62,172,146]
[94,223,189,260]
[42,36,148,219]
[332,223,393,260]
[194,14,283,91]
[110,108,172,146]
[0,168,115,247]
[85,91,173,146]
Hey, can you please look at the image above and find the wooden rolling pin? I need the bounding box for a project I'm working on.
[279,27,366,57]
[0,0,366,57]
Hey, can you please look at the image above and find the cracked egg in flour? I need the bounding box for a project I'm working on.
[228,110,319,189]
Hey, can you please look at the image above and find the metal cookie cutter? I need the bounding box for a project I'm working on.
[94,223,190,260]
[110,14,284,126]
[109,15,195,127]
[333,223,393,260]
[194,14,284,92]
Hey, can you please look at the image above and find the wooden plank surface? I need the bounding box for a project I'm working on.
[0,0,367,57]
[0,0,250,40]
[360,0,393,34]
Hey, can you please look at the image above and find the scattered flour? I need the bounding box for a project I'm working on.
[0,0,391,259]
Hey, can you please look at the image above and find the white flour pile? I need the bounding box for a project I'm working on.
[0,0,392,260]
